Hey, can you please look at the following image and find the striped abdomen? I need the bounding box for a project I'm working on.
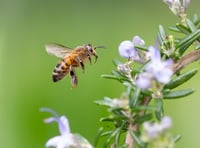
[52,59,70,82]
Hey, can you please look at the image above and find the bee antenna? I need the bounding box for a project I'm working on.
[94,45,106,50]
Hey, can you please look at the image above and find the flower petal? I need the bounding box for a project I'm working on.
[118,40,135,58]
[132,35,145,45]
[44,117,57,124]
[136,73,152,89]
[46,135,75,148]
[46,136,62,148]
[58,116,71,135]
[161,116,172,129]
[154,68,173,83]
[145,46,174,84]
[147,46,161,61]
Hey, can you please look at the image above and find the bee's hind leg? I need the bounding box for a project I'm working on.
[69,66,78,88]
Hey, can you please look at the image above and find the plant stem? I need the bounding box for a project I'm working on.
[125,124,138,148]
[173,49,200,72]
[125,96,151,148]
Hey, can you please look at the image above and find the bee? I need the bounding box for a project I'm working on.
[45,43,103,87]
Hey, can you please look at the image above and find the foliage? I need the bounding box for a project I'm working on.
[94,0,200,147]
[42,0,200,148]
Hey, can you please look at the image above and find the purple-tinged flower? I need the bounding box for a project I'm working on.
[141,117,174,147]
[163,0,190,16]
[183,0,190,10]
[136,46,173,90]
[132,35,145,45]
[160,116,172,130]
[141,116,172,140]
[163,0,181,15]
[118,36,145,60]
[41,108,93,148]
[163,0,175,7]
[143,122,162,139]
[43,111,75,148]
[136,72,152,90]
[117,62,132,75]
[146,46,162,61]
[118,40,137,58]
[146,46,173,84]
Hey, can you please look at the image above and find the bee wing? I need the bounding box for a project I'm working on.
[45,43,73,58]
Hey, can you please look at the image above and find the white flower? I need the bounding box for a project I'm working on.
[146,46,173,84]
[118,40,137,58]
[118,35,145,60]
[163,0,190,16]
[41,108,93,148]
[142,116,172,141]
[45,115,76,148]
[132,35,145,45]
[136,72,152,90]
[160,116,172,130]
[143,122,162,139]
[136,46,174,90]
[141,117,174,147]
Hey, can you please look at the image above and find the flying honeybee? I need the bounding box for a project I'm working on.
[45,43,103,87]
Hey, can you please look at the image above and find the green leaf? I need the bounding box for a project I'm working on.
[101,130,115,137]
[131,105,157,112]
[197,22,200,29]
[112,70,123,77]
[195,44,200,49]
[173,134,182,143]
[169,26,181,33]
[192,14,200,29]
[165,69,198,89]
[129,130,145,148]
[158,25,166,41]
[175,23,190,34]
[100,116,116,122]
[113,121,127,147]
[94,127,104,147]
[186,18,197,32]
[99,115,126,123]
[101,74,130,82]
[155,99,163,121]
[129,87,141,108]
[94,97,113,107]
[103,125,124,147]
[134,113,153,124]
[175,29,200,53]
[113,59,123,66]
[164,89,194,99]
[134,44,148,51]
[192,14,199,24]
[114,130,121,147]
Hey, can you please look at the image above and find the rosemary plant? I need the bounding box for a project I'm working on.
[42,0,200,147]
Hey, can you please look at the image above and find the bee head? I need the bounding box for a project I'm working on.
[85,44,98,61]
[86,44,95,53]
[85,44,105,63]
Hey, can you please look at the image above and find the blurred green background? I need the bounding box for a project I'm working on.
[1,0,200,147]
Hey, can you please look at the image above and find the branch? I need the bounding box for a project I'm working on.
[173,49,200,72]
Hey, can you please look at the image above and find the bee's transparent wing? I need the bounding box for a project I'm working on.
[45,43,73,58]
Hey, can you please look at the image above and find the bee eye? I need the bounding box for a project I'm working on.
[86,44,93,53]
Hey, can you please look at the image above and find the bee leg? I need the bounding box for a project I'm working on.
[79,61,85,73]
[76,57,85,73]
[69,66,78,87]
[88,55,92,64]
[94,54,98,63]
